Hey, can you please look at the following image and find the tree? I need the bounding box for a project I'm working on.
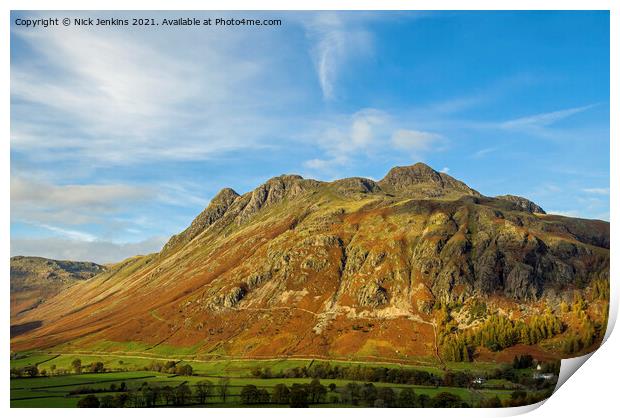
[418,394,430,407]
[99,395,115,408]
[77,395,100,408]
[257,388,270,403]
[50,364,56,375]
[513,355,534,369]
[89,362,105,373]
[23,365,39,377]
[341,382,361,405]
[397,387,417,407]
[114,392,129,407]
[218,377,230,403]
[143,386,159,407]
[241,385,259,404]
[272,384,290,404]
[195,380,213,404]
[175,364,193,376]
[161,386,175,405]
[377,387,395,407]
[431,392,463,408]
[127,390,142,407]
[71,358,82,374]
[480,396,502,408]
[360,383,378,407]
[174,384,192,406]
[289,384,309,408]
[308,378,327,403]
[511,390,527,401]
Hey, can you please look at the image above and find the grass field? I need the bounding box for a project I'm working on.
[14,350,497,378]
[10,351,532,408]
[11,370,516,407]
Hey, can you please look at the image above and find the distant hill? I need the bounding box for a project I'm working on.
[10,256,105,320]
[10,163,609,363]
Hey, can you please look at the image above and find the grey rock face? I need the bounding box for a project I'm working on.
[330,177,382,197]
[357,281,389,307]
[495,194,546,214]
[159,163,608,308]
[237,175,320,224]
[161,187,239,254]
[505,262,538,300]
[378,163,481,197]
[210,286,246,309]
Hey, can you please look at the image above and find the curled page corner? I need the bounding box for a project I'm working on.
[603,278,618,343]
[554,352,595,392]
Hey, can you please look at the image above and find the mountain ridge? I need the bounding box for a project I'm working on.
[10,163,609,363]
[10,256,105,320]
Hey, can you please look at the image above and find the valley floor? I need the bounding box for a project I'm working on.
[10,351,554,408]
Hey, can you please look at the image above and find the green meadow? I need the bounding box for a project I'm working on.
[11,351,544,408]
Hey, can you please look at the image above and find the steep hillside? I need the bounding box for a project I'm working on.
[10,163,609,363]
[10,256,105,323]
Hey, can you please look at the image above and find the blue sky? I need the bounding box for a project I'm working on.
[10,11,610,263]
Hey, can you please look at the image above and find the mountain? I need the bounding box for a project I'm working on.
[10,163,609,363]
[10,256,105,321]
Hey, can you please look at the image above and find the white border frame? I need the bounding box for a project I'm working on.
[2,2,616,417]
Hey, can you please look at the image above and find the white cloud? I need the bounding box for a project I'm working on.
[304,158,341,171]
[10,236,167,264]
[11,176,152,225]
[309,109,389,160]
[10,15,294,166]
[36,224,97,242]
[304,13,373,100]
[472,147,496,159]
[440,167,450,173]
[303,108,444,175]
[500,104,596,130]
[391,129,442,153]
[582,187,609,195]
[11,177,151,210]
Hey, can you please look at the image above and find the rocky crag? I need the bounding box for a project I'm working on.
[10,163,609,362]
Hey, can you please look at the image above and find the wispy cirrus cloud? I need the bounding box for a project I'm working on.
[471,147,497,159]
[500,104,597,131]
[582,187,609,195]
[35,224,98,242]
[303,13,373,100]
[10,11,609,259]
[11,15,296,166]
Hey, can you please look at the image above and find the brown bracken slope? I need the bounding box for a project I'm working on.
[10,257,105,321]
[10,163,609,363]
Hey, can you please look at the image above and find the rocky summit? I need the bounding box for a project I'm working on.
[10,163,609,362]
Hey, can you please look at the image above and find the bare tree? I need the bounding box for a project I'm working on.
[218,377,231,403]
